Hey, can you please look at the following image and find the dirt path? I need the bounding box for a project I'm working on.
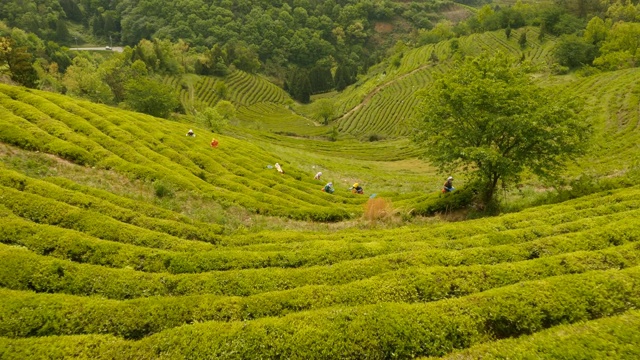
[336,63,432,123]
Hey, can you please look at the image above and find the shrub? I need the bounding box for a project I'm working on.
[411,185,477,216]
[153,180,174,198]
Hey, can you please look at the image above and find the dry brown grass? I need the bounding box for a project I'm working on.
[363,197,395,224]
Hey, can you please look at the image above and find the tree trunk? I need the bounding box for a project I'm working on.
[483,173,500,205]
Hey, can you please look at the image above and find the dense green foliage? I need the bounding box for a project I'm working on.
[124,77,180,118]
[434,310,640,359]
[413,53,591,202]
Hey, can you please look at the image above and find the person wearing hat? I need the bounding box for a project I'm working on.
[351,182,364,194]
[323,182,335,194]
[186,129,196,137]
[314,171,323,180]
[443,176,455,193]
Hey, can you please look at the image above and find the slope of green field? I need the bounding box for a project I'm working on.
[0,84,372,221]
[165,69,290,114]
[331,28,556,138]
[235,103,328,137]
[0,82,461,223]
[1,183,639,357]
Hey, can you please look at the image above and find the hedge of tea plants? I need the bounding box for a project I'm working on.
[1,171,640,357]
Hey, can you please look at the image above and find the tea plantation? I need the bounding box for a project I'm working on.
[1,30,640,359]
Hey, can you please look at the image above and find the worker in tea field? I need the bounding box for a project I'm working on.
[323,182,335,194]
[186,129,196,137]
[314,171,322,180]
[442,176,455,193]
[275,163,284,174]
[210,138,219,148]
[351,183,364,194]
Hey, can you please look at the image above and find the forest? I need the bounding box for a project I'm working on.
[1,0,639,107]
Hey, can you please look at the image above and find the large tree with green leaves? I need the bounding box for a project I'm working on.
[124,77,179,118]
[412,53,591,203]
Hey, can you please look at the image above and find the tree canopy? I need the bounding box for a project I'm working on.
[124,77,180,118]
[412,53,591,202]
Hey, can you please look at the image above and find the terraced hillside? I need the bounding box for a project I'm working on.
[299,28,555,139]
[0,84,363,221]
[0,83,456,222]
[565,67,640,177]
[294,29,640,181]
[1,183,640,358]
[165,70,290,114]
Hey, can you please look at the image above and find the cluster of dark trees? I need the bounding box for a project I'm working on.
[0,37,38,87]
[0,0,638,107]
[0,0,456,88]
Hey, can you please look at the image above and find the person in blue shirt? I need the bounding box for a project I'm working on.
[323,182,335,194]
[443,176,455,193]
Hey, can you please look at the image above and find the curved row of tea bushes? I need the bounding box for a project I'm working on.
[1,243,638,339]
[223,186,640,247]
[182,204,640,255]
[1,267,639,359]
[43,177,190,221]
[229,202,640,251]
[3,201,638,274]
[0,169,223,241]
[0,186,215,252]
[433,310,640,360]
[1,215,458,273]
[0,84,357,221]
[1,218,638,300]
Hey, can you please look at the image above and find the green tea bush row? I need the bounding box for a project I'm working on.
[0,169,223,241]
[0,334,127,360]
[234,205,640,253]
[0,104,95,166]
[0,85,355,220]
[2,266,639,359]
[224,186,640,247]
[43,177,185,221]
[4,205,638,274]
[0,186,214,252]
[433,310,640,359]
[1,219,638,299]
[1,243,638,339]
[88,266,640,359]
[0,216,439,273]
